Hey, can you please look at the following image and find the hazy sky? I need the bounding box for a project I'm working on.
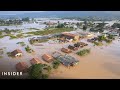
[0,11,120,15]
[0,11,45,15]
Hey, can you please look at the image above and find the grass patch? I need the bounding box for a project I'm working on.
[29,39,49,44]
[76,49,91,56]
[94,41,103,46]
[24,35,33,37]
[9,35,17,39]
[26,28,73,36]
[0,56,3,58]
[16,42,26,46]
[9,33,24,39]
[0,35,5,38]
[16,33,24,38]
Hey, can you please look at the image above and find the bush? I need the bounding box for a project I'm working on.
[94,41,103,46]
[105,39,112,43]
[41,74,49,79]
[9,35,17,39]
[52,60,61,69]
[107,34,115,40]
[76,49,90,56]
[7,52,12,57]
[16,42,26,46]
[98,35,106,41]
[25,45,34,53]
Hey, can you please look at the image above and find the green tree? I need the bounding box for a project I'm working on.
[83,25,87,31]
[111,23,120,28]
[22,17,30,22]
[28,64,51,79]
[56,23,65,28]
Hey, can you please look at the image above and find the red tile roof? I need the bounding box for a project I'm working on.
[16,62,28,73]
[11,49,22,56]
[30,58,41,65]
[42,54,54,63]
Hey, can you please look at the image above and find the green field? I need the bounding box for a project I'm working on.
[26,28,74,35]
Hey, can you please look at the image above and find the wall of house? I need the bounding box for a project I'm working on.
[15,53,22,57]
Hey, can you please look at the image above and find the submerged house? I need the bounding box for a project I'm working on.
[16,62,28,73]
[60,32,80,41]
[11,49,22,57]
[52,51,63,58]
[61,48,72,53]
[30,58,41,65]
[57,55,79,67]
[42,54,54,63]
[68,45,78,51]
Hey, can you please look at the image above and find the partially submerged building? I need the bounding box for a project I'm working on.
[16,62,28,73]
[60,32,80,41]
[30,58,41,65]
[61,48,72,53]
[52,51,63,58]
[57,55,79,67]
[68,45,78,51]
[42,54,54,63]
[79,32,94,38]
[11,49,22,57]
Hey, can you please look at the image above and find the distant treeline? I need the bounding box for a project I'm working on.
[61,16,118,21]
[0,17,30,26]
[0,19,23,26]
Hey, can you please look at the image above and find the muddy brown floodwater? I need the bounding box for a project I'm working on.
[0,34,120,79]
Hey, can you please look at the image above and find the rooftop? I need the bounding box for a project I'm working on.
[30,58,41,65]
[42,54,54,63]
[16,62,28,72]
[11,49,22,56]
[62,32,77,37]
